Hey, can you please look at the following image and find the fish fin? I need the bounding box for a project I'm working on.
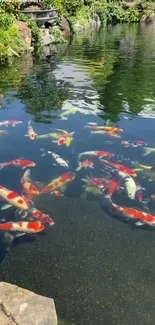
[52,140,57,143]
[24,134,28,137]
[143,148,154,156]
[131,160,139,167]
[60,185,67,192]
[135,221,144,226]
[76,167,80,171]
[41,153,46,157]
[1,204,12,210]
[0,164,5,170]
[15,232,26,238]
[4,232,14,244]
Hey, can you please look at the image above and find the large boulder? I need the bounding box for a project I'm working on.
[15,21,32,50]
[40,28,55,45]
[0,282,58,325]
[59,17,70,36]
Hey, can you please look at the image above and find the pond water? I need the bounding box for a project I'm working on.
[0,23,155,325]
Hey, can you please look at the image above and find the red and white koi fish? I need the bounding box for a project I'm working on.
[0,185,28,211]
[86,125,123,132]
[26,120,37,140]
[0,221,44,233]
[121,140,147,148]
[21,169,40,197]
[78,150,114,159]
[0,159,35,170]
[91,130,121,138]
[100,159,137,177]
[76,160,94,171]
[0,120,23,127]
[31,208,54,226]
[51,191,64,197]
[41,172,76,194]
[82,176,119,197]
[111,201,155,227]
[53,132,74,147]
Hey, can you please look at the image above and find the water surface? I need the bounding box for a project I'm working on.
[0,24,155,325]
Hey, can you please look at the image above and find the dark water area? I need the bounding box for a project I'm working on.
[0,23,155,324]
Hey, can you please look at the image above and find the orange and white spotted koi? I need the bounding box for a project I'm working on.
[41,172,76,194]
[0,185,28,211]
[0,221,44,233]
[31,208,54,226]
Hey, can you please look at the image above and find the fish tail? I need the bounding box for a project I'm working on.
[0,163,5,170]
[28,120,31,126]
[143,148,154,156]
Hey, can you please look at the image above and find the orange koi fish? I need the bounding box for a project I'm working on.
[31,208,54,226]
[78,150,114,159]
[0,120,23,127]
[76,160,94,171]
[86,125,123,132]
[112,202,155,227]
[0,159,35,170]
[0,221,44,233]
[26,120,37,140]
[100,159,137,177]
[21,169,40,197]
[92,177,119,197]
[41,172,76,194]
[0,185,28,211]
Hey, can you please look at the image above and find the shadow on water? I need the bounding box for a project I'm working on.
[1,23,155,325]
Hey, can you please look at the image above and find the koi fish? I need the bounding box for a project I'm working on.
[0,130,8,135]
[0,185,28,211]
[0,159,35,170]
[100,159,137,177]
[76,160,94,171]
[0,221,44,233]
[60,107,82,119]
[111,202,155,227]
[37,133,61,140]
[132,167,155,181]
[31,208,54,226]
[78,151,114,159]
[51,191,64,197]
[91,130,121,138]
[82,176,119,197]
[49,151,69,168]
[41,150,69,168]
[53,133,74,147]
[25,120,37,140]
[21,169,40,197]
[83,185,103,196]
[86,125,123,132]
[121,140,147,148]
[0,120,23,127]
[132,161,154,170]
[118,171,137,200]
[41,172,76,194]
[143,147,155,156]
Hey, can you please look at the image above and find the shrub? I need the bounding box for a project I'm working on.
[0,9,15,28]
[0,23,24,63]
[91,1,108,23]
[17,13,42,49]
[0,0,20,14]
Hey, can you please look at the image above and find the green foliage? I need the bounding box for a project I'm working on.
[126,7,140,22]
[91,1,108,23]
[50,26,66,43]
[76,6,91,26]
[0,9,23,63]
[0,9,15,29]
[17,13,42,49]
[0,0,20,14]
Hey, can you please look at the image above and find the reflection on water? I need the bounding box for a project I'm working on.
[0,24,155,325]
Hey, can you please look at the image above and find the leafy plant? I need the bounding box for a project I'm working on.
[91,1,108,23]
[0,0,20,14]
[17,13,42,49]
[0,9,15,29]
[50,26,66,43]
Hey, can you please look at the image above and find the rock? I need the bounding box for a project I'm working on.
[40,28,54,46]
[141,13,155,23]
[0,282,58,325]
[59,17,70,36]
[15,21,32,50]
